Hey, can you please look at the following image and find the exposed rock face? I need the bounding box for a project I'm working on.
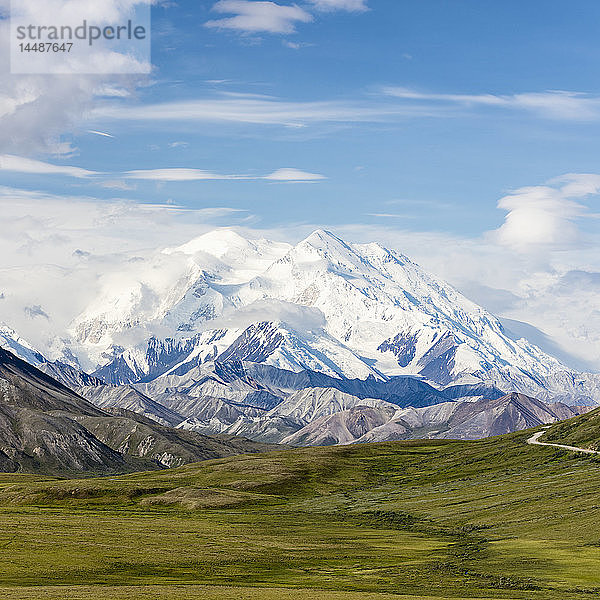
[77,409,277,468]
[0,347,127,474]
[3,227,600,455]
[62,229,599,404]
[0,347,104,417]
[283,406,396,446]
[0,348,276,474]
[357,393,586,445]
[234,390,587,447]
[0,341,586,457]
[76,384,185,427]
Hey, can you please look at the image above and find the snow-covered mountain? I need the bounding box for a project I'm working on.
[0,323,101,389]
[0,323,45,367]
[65,228,599,404]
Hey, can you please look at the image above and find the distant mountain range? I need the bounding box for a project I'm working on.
[1,228,598,457]
[35,228,597,401]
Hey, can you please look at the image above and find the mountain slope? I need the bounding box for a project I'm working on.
[283,406,394,446]
[280,392,585,447]
[1,322,106,388]
[68,229,600,404]
[231,230,563,383]
[389,392,583,441]
[76,408,278,468]
[542,405,600,450]
[0,347,128,474]
[0,348,277,474]
[215,387,398,444]
[2,430,600,598]
[0,324,46,367]
[76,384,185,427]
[0,347,105,417]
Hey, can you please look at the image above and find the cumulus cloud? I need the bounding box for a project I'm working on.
[241,177,600,371]
[492,174,600,251]
[0,0,152,155]
[200,298,326,334]
[0,185,253,363]
[205,1,313,34]
[0,172,598,372]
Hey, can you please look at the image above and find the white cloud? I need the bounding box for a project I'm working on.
[9,0,148,25]
[100,180,137,191]
[308,0,368,12]
[125,168,245,181]
[95,86,132,98]
[0,0,152,155]
[0,157,326,183]
[552,172,600,197]
[205,1,313,34]
[94,92,434,126]
[125,166,327,182]
[367,213,415,219]
[95,87,600,130]
[383,87,600,121]
[0,154,96,178]
[264,168,326,181]
[492,175,600,251]
[87,130,115,138]
[0,173,598,372]
[0,186,252,364]
[230,173,600,370]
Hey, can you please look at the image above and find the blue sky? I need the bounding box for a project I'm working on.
[4,0,600,235]
[1,0,600,368]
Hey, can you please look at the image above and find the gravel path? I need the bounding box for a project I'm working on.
[527,429,600,455]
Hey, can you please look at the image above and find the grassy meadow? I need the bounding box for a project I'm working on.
[0,430,599,599]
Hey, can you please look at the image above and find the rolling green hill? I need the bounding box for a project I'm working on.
[542,406,600,450]
[0,427,599,599]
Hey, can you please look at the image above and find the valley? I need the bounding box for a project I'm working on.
[0,422,599,599]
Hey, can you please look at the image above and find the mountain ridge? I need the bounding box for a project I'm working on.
[60,228,599,404]
[1,228,599,453]
[0,347,278,474]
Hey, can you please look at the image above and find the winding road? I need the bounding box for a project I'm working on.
[526,429,600,455]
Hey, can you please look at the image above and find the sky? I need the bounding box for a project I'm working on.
[0,0,599,371]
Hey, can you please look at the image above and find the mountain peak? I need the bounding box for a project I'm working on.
[63,226,599,405]
[301,229,350,250]
[165,228,251,258]
[294,230,360,267]
[0,323,45,367]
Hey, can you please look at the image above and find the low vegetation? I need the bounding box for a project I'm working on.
[0,428,599,599]
[543,406,600,450]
